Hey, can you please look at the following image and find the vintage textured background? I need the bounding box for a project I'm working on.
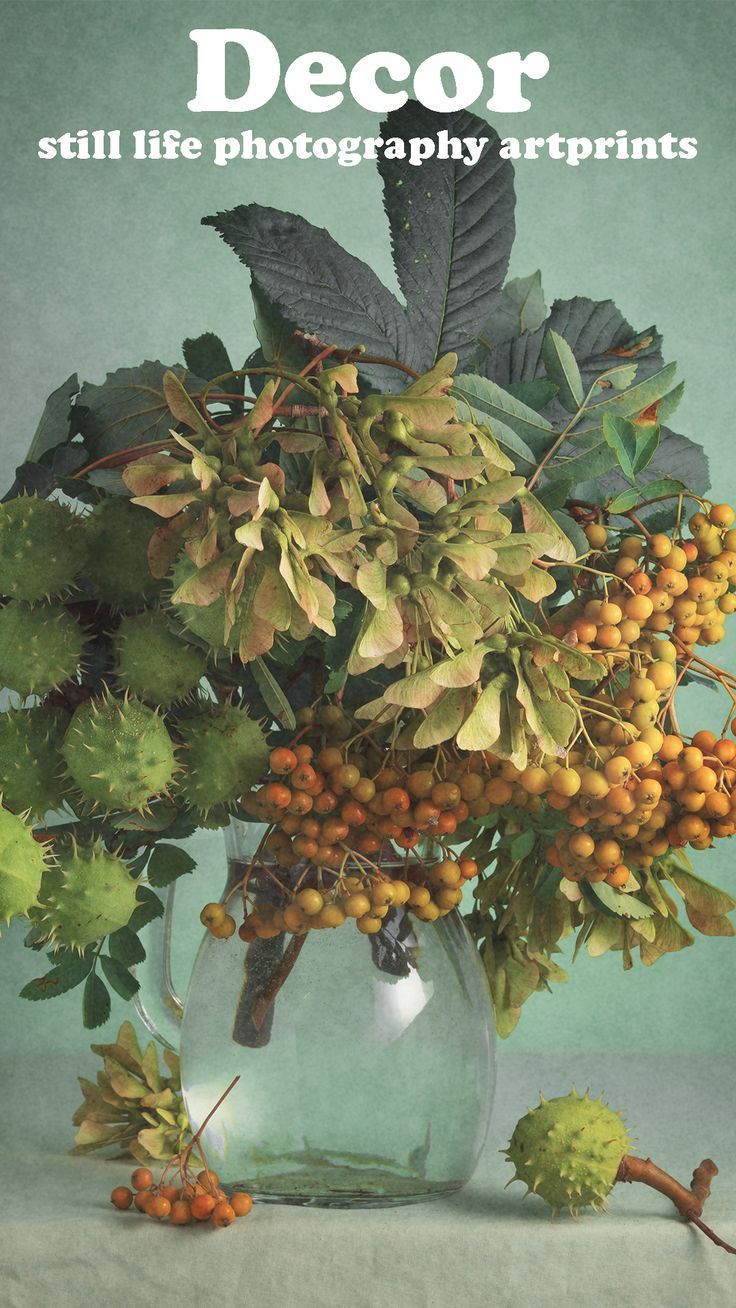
[2,3,736,1305]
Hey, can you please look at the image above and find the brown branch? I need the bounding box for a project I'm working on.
[250,933,308,1031]
[616,1155,734,1255]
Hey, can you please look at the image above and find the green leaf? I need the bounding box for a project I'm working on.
[25,373,78,461]
[585,362,678,422]
[182,332,234,383]
[630,476,686,500]
[377,101,515,369]
[108,927,146,966]
[476,271,546,351]
[632,422,660,476]
[607,488,640,514]
[510,830,536,859]
[100,957,140,1002]
[534,866,563,903]
[83,973,112,1029]
[453,374,553,457]
[542,328,584,412]
[602,413,638,481]
[147,844,196,889]
[19,952,93,1001]
[503,379,558,412]
[252,656,297,729]
[128,887,164,932]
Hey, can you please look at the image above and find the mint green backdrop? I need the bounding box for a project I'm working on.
[1,0,734,1055]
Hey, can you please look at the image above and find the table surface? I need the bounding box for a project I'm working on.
[2,1050,735,1308]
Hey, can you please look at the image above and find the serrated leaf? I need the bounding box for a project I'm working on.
[75,362,209,458]
[146,844,196,889]
[542,328,584,412]
[378,101,515,369]
[607,488,640,513]
[203,205,413,390]
[503,379,558,412]
[602,413,638,481]
[453,374,553,457]
[25,373,78,462]
[83,973,112,1030]
[182,332,234,384]
[19,952,93,1001]
[107,927,146,966]
[128,887,164,933]
[99,957,140,1002]
[476,271,546,351]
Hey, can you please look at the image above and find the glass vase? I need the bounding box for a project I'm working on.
[135,819,495,1208]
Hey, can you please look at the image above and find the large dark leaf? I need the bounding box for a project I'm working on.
[75,361,208,458]
[378,102,515,369]
[203,205,413,388]
[481,298,664,423]
[25,373,79,461]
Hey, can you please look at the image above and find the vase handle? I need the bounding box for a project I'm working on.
[133,882,184,1052]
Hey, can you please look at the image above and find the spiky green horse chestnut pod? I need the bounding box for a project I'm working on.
[0,806,48,930]
[38,841,138,949]
[0,601,85,696]
[177,704,269,812]
[0,708,71,817]
[504,1089,633,1216]
[62,694,177,812]
[84,497,161,608]
[113,610,206,705]
[0,495,87,602]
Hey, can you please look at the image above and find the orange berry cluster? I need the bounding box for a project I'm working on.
[111,1165,253,1229]
[474,726,736,888]
[558,503,736,657]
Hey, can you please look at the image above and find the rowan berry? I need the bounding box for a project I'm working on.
[111,1186,134,1210]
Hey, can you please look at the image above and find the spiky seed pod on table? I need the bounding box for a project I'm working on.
[37,840,138,951]
[61,693,177,812]
[112,610,207,706]
[0,708,71,817]
[504,1089,633,1216]
[0,495,87,602]
[84,498,161,608]
[0,601,85,696]
[0,805,50,931]
[177,704,269,812]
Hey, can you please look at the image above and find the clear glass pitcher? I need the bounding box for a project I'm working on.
[134,819,495,1208]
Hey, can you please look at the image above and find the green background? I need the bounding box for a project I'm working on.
[1,0,735,1055]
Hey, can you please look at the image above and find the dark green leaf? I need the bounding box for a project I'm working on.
[83,972,112,1029]
[453,374,553,458]
[100,956,140,1001]
[128,886,164,932]
[252,656,297,729]
[182,332,234,383]
[503,379,558,412]
[476,272,546,351]
[146,844,196,889]
[19,952,93,1001]
[542,328,584,411]
[203,206,413,389]
[107,927,146,966]
[602,414,638,481]
[75,361,209,458]
[510,830,536,859]
[534,866,564,903]
[24,374,79,462]
[377,101,515,369]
